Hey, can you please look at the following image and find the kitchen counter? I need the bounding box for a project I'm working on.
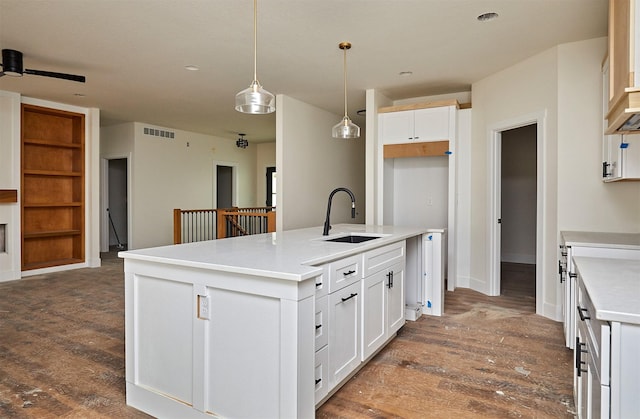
[573,256,640,324]
[120,223,428,281]
[119,224,428,419]
[561,231,640,249]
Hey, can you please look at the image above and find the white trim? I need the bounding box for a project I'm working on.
[487,111,546,315]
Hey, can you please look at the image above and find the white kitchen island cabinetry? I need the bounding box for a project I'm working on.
[573,257,640,419]
[120,224,427,419]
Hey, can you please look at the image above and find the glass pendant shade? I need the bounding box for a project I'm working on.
[332,42,359,139]
[235,80,275,114]
[332,115,360,139]
[235,0,275,115]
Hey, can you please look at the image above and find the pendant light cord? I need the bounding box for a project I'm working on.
[253,0,258,82]
[343,46,348,118]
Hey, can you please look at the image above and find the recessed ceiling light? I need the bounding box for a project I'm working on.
[184,65,199,71]
[399,71,413,77]
[477,12,499,22]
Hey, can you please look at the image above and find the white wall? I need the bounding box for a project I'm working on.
[0,91,21,282]
[469,37,640,321]
[101,122,258,249]
[472,45,559,316]
[255,142,276,207]
[276,95,365,232]
[557,38,640,231]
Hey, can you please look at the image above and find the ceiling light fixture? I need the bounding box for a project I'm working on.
[332,42,360,139]
[236,133,249,148]
[184,65,199,71]
[477,12,499,22]
[235,0,275,114]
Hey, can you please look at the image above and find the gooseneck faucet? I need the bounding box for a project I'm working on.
[323,187,356,236]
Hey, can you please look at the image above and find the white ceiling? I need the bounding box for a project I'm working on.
[0,0,607,143]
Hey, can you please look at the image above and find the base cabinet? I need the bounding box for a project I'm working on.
[362,262,404,360]
[328,281,362,387]
[574,261,640,419]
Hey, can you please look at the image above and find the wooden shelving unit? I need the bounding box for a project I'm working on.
[21,104,85,271]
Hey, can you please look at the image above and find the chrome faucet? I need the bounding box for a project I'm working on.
[323,187,356,236]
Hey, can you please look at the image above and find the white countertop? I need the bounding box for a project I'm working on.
[119,224,429,282]
[562,231,640,250]
[573,256,640,325]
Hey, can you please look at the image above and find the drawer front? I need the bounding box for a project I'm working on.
[314,345,329,405]
[314,269,328,298]
[363,241,406,277]
[315,295,329,351]
[328,254,362,293]
[576,273,610,383]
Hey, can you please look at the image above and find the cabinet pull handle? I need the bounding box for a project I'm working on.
[315,324,322,330]
[577,306,591,321]
[575,337,588,376]
[341,293,357,302]
[343,269,356,276]
[558,260,564,282]
[315,378,322,385]
[316,282,322,288]
[387,271,394,288]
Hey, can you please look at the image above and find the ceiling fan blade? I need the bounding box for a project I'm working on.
[24,68,85,83]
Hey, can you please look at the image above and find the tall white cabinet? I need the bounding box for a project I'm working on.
[376,100,465,292]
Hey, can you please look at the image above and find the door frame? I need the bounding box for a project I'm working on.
[100,154,132,252]
[487,111,545,314]
[213,161,238,208]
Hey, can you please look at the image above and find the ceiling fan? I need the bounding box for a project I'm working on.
[0,49,85,83]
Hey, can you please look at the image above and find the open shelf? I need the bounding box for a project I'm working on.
[21,104,85,271]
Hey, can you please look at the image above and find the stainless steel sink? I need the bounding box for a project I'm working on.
[324,235,381,243]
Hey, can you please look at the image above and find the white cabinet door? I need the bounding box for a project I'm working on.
[603,134,640,181]
[413,107,451,142]
[387,263,405,335]
[315,295,329,351]
[362,270,386,360]
[314,345,329,405]
[362,262,405,361]
[328,281,361,387]
[379,110,413,144]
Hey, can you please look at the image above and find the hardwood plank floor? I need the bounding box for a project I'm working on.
[0,257,574,418]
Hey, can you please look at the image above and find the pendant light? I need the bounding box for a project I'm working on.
[332,42,360,139]
[235,0,275,114]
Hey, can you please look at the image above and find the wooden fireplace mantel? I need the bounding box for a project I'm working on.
[0,190,18,203]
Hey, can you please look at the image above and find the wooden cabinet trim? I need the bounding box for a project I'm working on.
[378,99,460,114]
[383,140,449,159]
[0,190,18,203]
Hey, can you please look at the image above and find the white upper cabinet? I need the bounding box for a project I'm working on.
[379,104,455,145]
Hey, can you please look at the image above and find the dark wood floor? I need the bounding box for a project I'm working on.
[0,258,573,418]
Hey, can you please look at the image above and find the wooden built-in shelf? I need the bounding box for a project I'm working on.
[384,141,450,159]
[22,258,84,271]
[24,230,82,239]
[23,138,83,148]
[0,189,18,203]
[23,170,83,177]
[21,103,85,271]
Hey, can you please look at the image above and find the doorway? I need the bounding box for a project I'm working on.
[500,125,537,299]
[488,111,545,315]
[106,158,128,252]
[216,165,234,209]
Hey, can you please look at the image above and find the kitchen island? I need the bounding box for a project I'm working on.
[119,224,429,418]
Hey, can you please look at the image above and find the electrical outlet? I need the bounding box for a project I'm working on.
[198,295,211,320]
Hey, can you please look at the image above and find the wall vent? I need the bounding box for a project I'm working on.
[144,127,175,139]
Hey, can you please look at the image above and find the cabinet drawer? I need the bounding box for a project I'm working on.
[577,274,611,385]
[315,295,328,351]
[363,241,405,277]
[314,269,328,298]
[314,345,329,405]
[328,254,362,293]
